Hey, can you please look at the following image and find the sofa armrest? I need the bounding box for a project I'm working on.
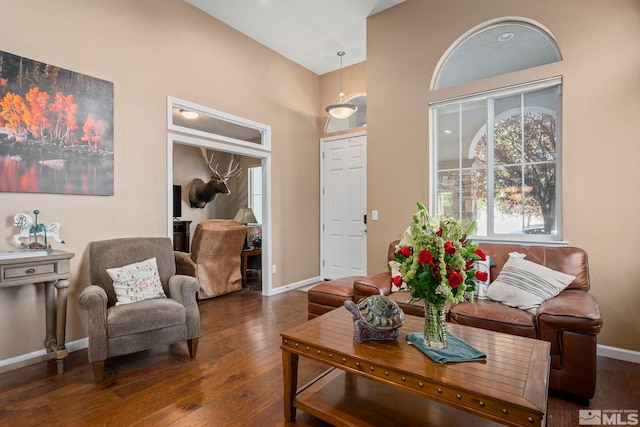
[354,272,392,297]
[537,289,603,334]
[536,289,602,399]
[538,289,602,320]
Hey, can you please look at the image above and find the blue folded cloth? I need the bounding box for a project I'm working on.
[406,331,487,363]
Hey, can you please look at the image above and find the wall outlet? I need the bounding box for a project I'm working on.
[272,265,277,274]
[372,210,379,221]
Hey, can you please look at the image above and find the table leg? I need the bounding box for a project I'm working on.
[55,279,70,374]
[43,281,56,352]
[241,253,248,287]
[282,349,299,422]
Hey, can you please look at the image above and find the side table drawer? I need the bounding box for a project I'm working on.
[4,263,56,280]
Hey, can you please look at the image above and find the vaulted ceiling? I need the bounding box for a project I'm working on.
[185,0,406,75]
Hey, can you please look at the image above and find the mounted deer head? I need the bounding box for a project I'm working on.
[188,148,242,209]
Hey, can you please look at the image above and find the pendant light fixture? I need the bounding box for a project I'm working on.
[325,51,358,119]
[179,109,199,119]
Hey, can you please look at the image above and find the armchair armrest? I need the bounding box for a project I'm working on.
[354,272,392,297]
[168,275,199,304]
[174,251,195,276]
[169,275,200,339]
[78,284,108,311]
[78,285,109,363]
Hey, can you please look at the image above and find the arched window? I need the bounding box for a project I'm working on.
[431,20,563,242]
[433,21,561,90]
[325,94,367,133]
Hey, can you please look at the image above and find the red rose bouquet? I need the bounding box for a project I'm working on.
[390,202,486,348]
[392,202,485,305]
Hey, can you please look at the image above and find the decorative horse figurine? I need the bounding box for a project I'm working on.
[13,211,65,247]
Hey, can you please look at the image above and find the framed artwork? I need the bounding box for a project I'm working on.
[0,49,113,195]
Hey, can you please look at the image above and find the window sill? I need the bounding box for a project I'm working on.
[471,236,568,247]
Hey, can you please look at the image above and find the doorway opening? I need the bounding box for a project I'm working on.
[167,97,272,295]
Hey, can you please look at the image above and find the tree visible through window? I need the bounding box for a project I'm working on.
[432,81,561,240]
[476,111,557,234]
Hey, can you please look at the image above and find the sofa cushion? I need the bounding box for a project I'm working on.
[487,256,575,313]
[449,300,537,338]
[106,257,167,306]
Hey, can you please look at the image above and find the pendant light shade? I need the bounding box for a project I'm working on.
[179,109,198,119]
[326,51,357,119]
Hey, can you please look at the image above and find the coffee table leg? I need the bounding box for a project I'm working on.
[282,349,299,421]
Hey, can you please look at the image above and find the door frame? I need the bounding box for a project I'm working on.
[168,133,272,295]
[320,130,367,279]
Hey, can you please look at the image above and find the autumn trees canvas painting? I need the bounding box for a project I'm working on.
[0,50,113,195]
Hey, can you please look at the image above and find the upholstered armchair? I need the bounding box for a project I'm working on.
[174,219,247,299]
[78,237,200,382]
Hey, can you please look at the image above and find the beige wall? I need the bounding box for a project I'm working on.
[0,0,321,360]
[367,0,640,351]
[1,0,637,364]
[319,60,368,138]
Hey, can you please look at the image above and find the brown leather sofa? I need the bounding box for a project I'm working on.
[316,240,603,402]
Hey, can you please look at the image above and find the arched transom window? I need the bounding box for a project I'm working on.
[433,21,561,90]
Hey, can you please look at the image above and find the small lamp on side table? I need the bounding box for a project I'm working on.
[233,206,257,249]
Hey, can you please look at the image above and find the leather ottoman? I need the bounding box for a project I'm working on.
[307,276,363,320]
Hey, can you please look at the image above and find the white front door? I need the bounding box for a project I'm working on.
[322,133,367,280]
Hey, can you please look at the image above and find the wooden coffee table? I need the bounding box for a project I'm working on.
[281,307,550,426]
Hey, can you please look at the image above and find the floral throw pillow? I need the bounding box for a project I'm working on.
[107,257,167,306]
[487,256,575,313]
[473,257,491,299]
[388,260,407,292]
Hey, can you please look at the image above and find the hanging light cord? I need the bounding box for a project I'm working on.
[325,51,357,119]
[338,51,345,99]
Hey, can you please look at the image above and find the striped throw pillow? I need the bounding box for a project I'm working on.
[487,256,575,313]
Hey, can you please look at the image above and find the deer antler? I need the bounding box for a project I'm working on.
[222,154,242,179]
[200,147,216,173]
[190,149,241,208]
[200,148,241,180]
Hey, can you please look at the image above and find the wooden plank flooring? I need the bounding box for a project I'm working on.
[0,286,637,426]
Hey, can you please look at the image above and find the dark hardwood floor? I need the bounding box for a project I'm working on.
[0,284,637,426]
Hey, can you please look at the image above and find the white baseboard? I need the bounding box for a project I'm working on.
[66,337,89,352]
[597,344,640,364]
[0,338,88,372]
[268,276,323,295]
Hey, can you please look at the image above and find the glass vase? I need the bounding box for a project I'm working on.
[423,300,448,349]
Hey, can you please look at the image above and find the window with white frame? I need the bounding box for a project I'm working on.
[431,79,562,241]
[248,166,262,224]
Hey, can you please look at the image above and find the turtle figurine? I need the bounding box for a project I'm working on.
[344,295,405,344]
